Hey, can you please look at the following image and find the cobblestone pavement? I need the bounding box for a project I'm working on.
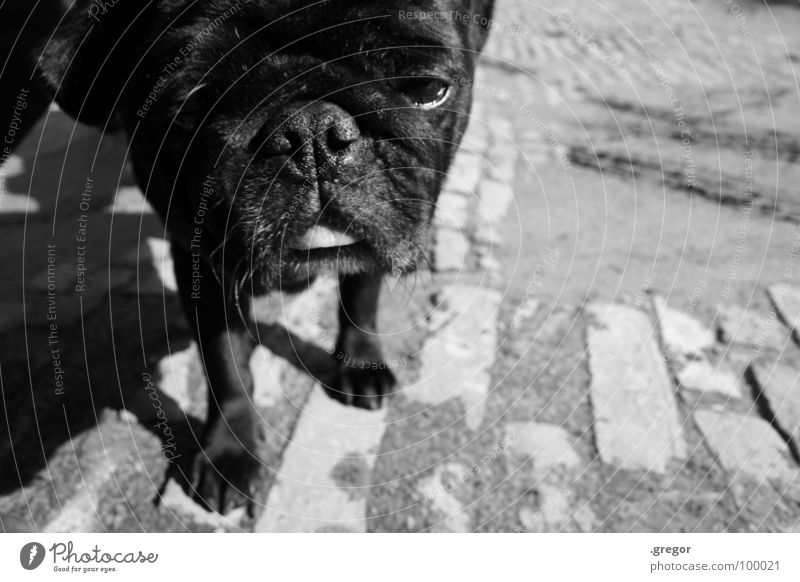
[2,0,800,532]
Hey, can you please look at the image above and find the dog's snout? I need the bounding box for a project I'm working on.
[256,103,361,176]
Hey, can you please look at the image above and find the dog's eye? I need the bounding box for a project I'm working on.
[399,78,451,109]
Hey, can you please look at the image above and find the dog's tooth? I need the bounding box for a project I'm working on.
[291,225,360,250]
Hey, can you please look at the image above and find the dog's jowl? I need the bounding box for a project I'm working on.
[7,0,493,516]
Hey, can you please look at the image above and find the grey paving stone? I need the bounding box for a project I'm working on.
[255,386,387,532]
[587,303,686,473]
[505,422,581,475]
[0,301,25,332]
[694,408,797,485]
[30,261,81,291]
[716,304,789,352]
[653,295,715,356]
[751,361,800,453]
[404,284,502,431]
[677,359,741,399]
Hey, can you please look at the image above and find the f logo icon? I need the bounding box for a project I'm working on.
[20,542,46,570]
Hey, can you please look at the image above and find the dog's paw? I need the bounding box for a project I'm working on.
[191,411,262,517]
[330,356,397,410]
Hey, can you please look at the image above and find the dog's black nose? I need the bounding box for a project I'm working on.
[257,102,361,176]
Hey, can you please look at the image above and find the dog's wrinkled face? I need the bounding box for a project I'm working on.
[40,0,492,292]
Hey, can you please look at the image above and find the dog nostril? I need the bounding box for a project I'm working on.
[327,119,360,152]
[267,133,294,156]
[253,130,295,157]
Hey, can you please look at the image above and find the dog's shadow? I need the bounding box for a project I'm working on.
[0,110,333,503]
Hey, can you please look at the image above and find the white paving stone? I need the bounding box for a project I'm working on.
[459,119,490,154]
[446,152,484,194]
[126,237,178,295]
[505,422,581,475]
[518,484,572,531]
[0,153,24,177]
[418,464,471,532]
[694,408,797,484]
[276,274,338,351]
[435,228,469,272]
[250,346,288,409]
[518,505,546,532]
[146,238,177,293]
[677,359,741,399]
[105,186,153,214]
[404,284,502,431]
[474,215,501,246]
[587,303,686,473]
[751,362,800,451]
[653,295,715,356]
[478,251,502,276]
[536,483,572,529]
[571,504,598,532]
[434,192,470,230]
[478,178,515,225]
[256,387,387,532]
[42,428,120,533]
[42,493,100,533]
[154,344,205,419]
[0,192,40,213]
[487,140,518,183]
[159,480,245,531]
[716,304,789,352]
[769,284,800,337]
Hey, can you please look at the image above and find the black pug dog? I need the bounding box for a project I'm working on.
[4,0,493,515]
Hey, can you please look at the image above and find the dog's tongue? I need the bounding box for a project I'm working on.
[290,225,360,250]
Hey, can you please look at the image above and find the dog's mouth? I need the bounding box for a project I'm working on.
[279,223,378,277]
[287,224,363,251]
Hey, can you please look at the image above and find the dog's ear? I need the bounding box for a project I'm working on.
[36,0,150,126]
[471,0,495,52]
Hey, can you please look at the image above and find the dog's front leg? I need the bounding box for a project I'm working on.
[171,243,261,516]
[332,272,396,410]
